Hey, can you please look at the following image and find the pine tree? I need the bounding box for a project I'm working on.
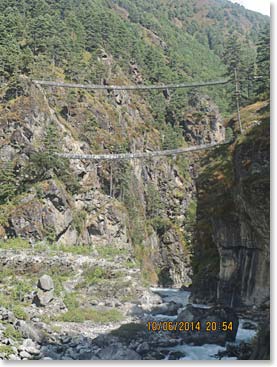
[0,161,18,204]
[255,24,270,99]
[222,34,242,77]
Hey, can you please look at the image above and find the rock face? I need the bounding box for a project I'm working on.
[0,75,210,288]
[191,103,270,308]
[180,93,225,145]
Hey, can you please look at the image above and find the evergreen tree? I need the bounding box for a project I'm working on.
[255,24,270,99]
[0,161,18,204]
[27,123,80,194]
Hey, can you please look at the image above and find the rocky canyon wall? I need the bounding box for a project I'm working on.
[191,102,270,307]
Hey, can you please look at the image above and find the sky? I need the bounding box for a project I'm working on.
[229,0,270,16]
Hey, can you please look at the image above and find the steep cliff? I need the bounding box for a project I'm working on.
[0,74,211,287]
[191,101,270,307]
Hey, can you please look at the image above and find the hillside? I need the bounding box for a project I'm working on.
[0,0,270,361]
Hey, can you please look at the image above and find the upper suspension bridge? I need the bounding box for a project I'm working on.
[33,78,230,91]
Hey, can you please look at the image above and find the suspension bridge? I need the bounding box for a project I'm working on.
[55,142,224,161]
[33,78,230,91]
[34,77,232,161]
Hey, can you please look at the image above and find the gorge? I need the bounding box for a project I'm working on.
[0,0,270,361]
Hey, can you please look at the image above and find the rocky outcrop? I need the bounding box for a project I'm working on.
[180,93,225,145]
[191,102,270,308]
[0,75,209,287]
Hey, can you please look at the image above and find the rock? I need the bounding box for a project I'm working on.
[242,321,257,330]
[167,350,185,360]
[20,350,32,359]
[61,336,72,344]
[217,342,252,360]
[78,348,93,360]
[20,338,40,355]
[151,301,182,316]
[191,114,270,308]
[38,275,54,291]
[177,305,239,346]
[139,290,162,311]
[15,320,44,343]
[33,289,54,306]
[136,341,150,355]
[98,346,142,360]
[0,307,16,323]
[177,306,194,322]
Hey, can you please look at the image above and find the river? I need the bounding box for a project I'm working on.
[149,288,257,360]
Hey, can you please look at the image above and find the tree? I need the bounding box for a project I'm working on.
[27,123,80,194]
[255,24,270,99]
[0,161,18,204]
[222,34,242,79]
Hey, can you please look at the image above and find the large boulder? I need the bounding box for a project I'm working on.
[37,275,54,291]
[177,305,239,346]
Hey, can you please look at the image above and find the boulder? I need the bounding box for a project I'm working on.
[32,289,54,307]
[151,301,182,316]
[15,321,44,343]
[38,275,54,291]
[98,345,141,360]
[177,304,239,346]
[242,321,257,330]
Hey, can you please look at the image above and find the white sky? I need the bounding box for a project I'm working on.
[229,0,270,16]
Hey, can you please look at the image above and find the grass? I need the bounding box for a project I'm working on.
[58,307,123,323]
[12,305,28,320]
[0,238,128,259]
[0,345,14,356]
[96,245,129,259]
[77,266,107,288]
[0,238,30,250]
[3,324,22,340]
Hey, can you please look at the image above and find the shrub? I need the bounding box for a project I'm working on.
[13,305,28,320]
[3,325,22,340]
[79,266,107,287]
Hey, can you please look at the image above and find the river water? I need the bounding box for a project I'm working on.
[150,288,257,360]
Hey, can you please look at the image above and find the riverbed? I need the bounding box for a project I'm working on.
[150,287,257,360]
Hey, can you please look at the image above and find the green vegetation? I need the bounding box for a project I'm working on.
[255,24,270,99]
[96,245,129,259]
[58,307,123,323]
[63,292,79,310]
[0,161,18,204]
[26,123,80,195]
[145,183,165,218]
[0,237,30,250]
[57,289,123,323]
[0,0,269,117]
[80,266,107,287]
[0,345,14,356]
[12,305,28,320]
[3,324,22,340]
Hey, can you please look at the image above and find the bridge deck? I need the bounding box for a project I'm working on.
[56,142,225,161]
